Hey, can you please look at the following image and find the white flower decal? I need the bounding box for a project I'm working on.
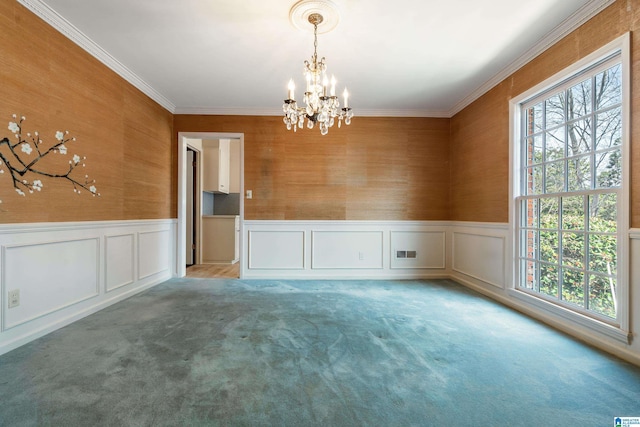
[2,114,99,205]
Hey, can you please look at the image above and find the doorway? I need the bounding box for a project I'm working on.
[177,132,244,279]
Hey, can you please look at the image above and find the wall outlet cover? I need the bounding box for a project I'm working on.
[8,289,20,308]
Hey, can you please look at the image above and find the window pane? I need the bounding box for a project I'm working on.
[522,259,537,290]
[522,198,539,228]
[588,193,617,232]
[567,78,592,119]
[562,269,585,307]
[567,155,591,191]
[595,149,621,188]
[588,274,616,318]
[595,107,621,150]
[562,232,585,269]
[589,233,616,275]
[526,103,544,135]
[562,196,584,230]
[540,263,558,297]
[567,118,591,156]
[546,93,565,128]
[540,231,558,263]
[540,197,559,229]
[522,229,538,260]
[545,126,565,161]
[525,166,543,195]
[594,64,622,111]
[545,160,564,193]
[526,135,543,165]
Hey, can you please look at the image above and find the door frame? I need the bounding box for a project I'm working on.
[177,132,244,277]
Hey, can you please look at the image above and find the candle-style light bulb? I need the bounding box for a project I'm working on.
[330,75,336,96]
[288,79,295,100]
[322,75,328,96]
[343,88,349,108]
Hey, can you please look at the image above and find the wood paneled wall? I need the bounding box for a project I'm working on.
[451,0,640,226]
[7,0,635,226]
[0,0,173,223]
[173,116,451,221]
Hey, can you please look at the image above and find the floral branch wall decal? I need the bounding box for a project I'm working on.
[0,114,100,205]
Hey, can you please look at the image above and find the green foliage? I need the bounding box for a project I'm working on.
[537,208,617,318]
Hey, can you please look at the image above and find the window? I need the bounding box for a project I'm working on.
[512,35,629,336]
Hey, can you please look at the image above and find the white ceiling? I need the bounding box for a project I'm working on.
[24,0,612,117]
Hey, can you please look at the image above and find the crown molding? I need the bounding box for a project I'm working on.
[17,0,616,119]
[173,106,451,118]
[17,0,176,113]
[448,0,617,117]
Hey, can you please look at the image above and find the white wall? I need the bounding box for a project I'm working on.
[0,219,175,356]
[243,220,449,280]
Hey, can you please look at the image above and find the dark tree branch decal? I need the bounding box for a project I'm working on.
[0,114,99,205]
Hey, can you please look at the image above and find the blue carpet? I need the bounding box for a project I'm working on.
[0,278,638,426]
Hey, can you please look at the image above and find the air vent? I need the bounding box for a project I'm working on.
[407,251,417,259]
[396,250,406,259]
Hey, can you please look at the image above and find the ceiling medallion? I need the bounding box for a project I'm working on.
[282,0,353,135]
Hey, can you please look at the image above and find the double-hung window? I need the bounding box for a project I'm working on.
[513,35,629,338]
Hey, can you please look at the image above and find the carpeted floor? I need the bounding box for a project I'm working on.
[1,278,639,426]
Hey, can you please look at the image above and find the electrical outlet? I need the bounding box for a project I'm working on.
[358,251,364,260]
[8,289,20,308]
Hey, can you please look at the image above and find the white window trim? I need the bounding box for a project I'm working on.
[508,33,630,344]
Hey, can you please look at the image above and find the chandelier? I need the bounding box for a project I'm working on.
[282,11,353,135]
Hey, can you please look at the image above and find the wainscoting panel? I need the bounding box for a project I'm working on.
[248,230,305,270]
[138,229,171,280]
[0,219,175,356]
[452,231,505,288]
[242,221,450,279]
[390,231,445,269]
[312,231,383,269]
[2,238,99,330]
[105,234,135,292]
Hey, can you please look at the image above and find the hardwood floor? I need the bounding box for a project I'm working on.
[186,263,240,279]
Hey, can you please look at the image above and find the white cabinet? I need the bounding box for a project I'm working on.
[203,139,230,194]
[202,215,239,264]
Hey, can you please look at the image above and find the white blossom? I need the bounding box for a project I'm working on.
[89,185,97,194]
[21,143,33,155]
[33,180,43,191]
[58,144,67,154]
[15,189,25,196]
[55,131,64,141]
[73,154,81,164]
[8,122,19,133]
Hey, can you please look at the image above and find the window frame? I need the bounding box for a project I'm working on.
[508,33,630,343]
